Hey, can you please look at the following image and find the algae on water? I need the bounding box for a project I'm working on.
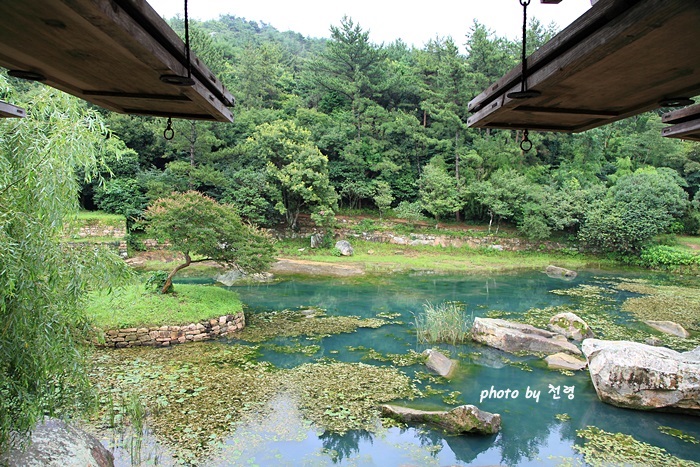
[617,280,700,331]
[234,308,387,343]
[574,426,700,467]
[89,342,419,461]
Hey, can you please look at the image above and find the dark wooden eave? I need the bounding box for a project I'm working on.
[0,0,234,122]
[0,100,26,118]
[467,0,700,133]
[662,104,700,142]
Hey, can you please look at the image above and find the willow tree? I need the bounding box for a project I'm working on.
[142,191,275,294]
[0,78,131,450]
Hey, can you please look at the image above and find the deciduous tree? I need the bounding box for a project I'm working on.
[0,79,131,450]
[143,191,275,293]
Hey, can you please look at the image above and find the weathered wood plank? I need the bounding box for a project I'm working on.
[661,118,700,142]
[0,0,234,122]
[0,100,26,118]
[467,0,700,133]
[468,0,640,113]
[662,104,700,125]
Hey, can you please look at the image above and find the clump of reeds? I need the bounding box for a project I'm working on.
[414,301,472,345]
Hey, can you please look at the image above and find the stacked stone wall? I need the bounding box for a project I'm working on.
[100,312,244,348]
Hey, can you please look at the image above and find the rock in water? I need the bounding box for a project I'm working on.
[215,269,273,286]
[545,352,588,371]
[548,312,594,342]
[423,348,457,378]
[0,418,114,466]
[471,317,582,356]
[380,404,500,435]
[335,240,354,256]
[545,265,577,279]
[582,339,700,415]
[644,320,690,338]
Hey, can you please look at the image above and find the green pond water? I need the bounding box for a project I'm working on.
[115,270,700,466]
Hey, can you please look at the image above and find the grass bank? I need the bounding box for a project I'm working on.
[86,283,241,329]
[276,238,615,275]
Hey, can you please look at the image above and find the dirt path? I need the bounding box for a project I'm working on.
[270,258,365,277]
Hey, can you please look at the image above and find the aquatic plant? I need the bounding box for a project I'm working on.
[574,426,700,467]
[88,342,420,460]
[414,301,472,345]
[658,426,700,444]
[235,308,386,343]
[286,362,418,434]
[617,280,700,330]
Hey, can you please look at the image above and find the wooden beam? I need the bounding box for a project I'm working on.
[0,0,234,122]
[661,118,700,142]
[467,0,700,133]
[662,103,700,124]
[0,100,26,118]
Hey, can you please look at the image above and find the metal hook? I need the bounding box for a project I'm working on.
[163,117,174,140]
[520,129,533,152]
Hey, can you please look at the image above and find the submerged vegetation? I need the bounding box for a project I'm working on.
[616,281,700,331]
[89,342,417,461]
[488,276,700,351]
[235,308,386,342]
[574,426,700,467]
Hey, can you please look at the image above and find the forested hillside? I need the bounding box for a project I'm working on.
[35,15,700,252]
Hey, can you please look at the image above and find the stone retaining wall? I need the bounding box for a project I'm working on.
[101,312,245,348]
[77,225,126,238]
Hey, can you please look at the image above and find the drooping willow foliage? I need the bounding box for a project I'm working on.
[0,77,132,451]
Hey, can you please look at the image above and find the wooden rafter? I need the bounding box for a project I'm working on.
[0,0,234,122]
[662,104,700,142]
[467,0,700,133]
[0,100,26,118]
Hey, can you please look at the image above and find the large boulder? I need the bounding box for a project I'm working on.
[334,240,354,256]
[0,418,114,466]
[545,265,577,279]
[471,318,582,357]
[582,339,700,415]
[423,348,457,378]
[644,320,690,339]
[548,312,594,342]
[381,404,500,435]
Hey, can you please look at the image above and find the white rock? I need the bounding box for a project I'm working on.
[644,320,690,338]
[548,312,594,342]
[423,348,457,378]
[472,317,582,357]
[582,339,700,415]
[545,352,587,371]
[0,418,114,466]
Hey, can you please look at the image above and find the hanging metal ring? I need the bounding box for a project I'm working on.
[520,129,533,152]
[163,117,175,140]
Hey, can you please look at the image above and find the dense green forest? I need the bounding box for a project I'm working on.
[20,15,700,252]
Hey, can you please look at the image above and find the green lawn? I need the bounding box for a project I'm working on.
[275,238,610,274]
[86,283,242,329]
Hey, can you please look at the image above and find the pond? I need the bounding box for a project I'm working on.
[95,270,700,466]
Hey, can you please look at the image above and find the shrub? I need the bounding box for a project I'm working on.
[640,245,699,270]
[414,301,472,345]
[394,201,428,221]
[144,270,171,293]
